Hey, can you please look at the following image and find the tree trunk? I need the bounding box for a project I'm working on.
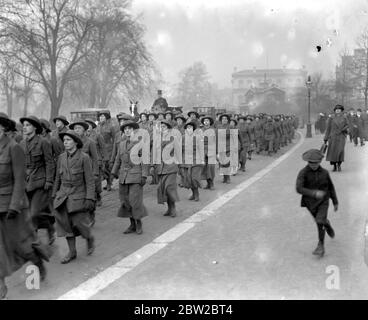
[5,86,13,117]
[23,92,29,117]
[50,96,62,122]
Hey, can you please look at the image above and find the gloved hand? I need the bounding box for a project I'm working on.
[6,209,18,219]
[334,204,339,212]
[149,167,155,176]
[314,190,326,199]
[140,176,147,187]
[44,182,53,191]
[84,199,95,212]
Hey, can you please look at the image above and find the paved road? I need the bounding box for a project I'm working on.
[90,132,368,300]
[7,131,368,299]
[5,132,297,300]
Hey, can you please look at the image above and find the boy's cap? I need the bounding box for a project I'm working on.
[302,149,324,162]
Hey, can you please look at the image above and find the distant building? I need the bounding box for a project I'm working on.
[335,48,367,106]
[231,67,308,111]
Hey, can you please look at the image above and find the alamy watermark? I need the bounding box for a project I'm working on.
[325,265,340,290]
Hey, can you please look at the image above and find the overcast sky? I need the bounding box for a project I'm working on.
[130,0,368,93]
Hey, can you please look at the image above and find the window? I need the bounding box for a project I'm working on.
[247,79,252,84]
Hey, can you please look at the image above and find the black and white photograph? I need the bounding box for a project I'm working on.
[0,0,368,304]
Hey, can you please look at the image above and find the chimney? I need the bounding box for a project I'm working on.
[233,66,237,73]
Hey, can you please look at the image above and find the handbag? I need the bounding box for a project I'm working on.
[320,142,328,154]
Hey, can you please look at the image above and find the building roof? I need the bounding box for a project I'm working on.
[232,68,307,77]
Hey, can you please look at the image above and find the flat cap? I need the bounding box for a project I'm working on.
[302,149,324,162]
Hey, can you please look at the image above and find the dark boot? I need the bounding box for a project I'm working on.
[332,163,337,172]
[189,188,195,200]
[0,278,7,300]
[96,193,102,207]
[224,175,231,184]
[208,179,214,190]
[169,201,177,217]
[163,204,171,216]
[34,259,47,281]
[312,241,325,257]
[204,179,211,189]
[61,237,77,264]
[135,219,142,234]
[337,162,341,172]
[123,218,136,234]
[325,220,335,238]
[193,188,199,201]
[87,236,95,255]
[47,224,56,245]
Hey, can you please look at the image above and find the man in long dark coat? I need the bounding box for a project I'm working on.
[20,116,55,245]
[324,105,349,172]
[0,113,49,299]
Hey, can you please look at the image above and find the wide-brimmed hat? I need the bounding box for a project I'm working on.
[39,118,52,133]
[164,110,174,117]
[69,119,89,131]
[160,119,172,129]
[187,110,199,118]
[0,112,13,131]
[148,112,158,119]
[20,115,43,134]
[201,116,214,126]
[334,104,344,112]
[59,129,83,149]
[302,149,324,162]
[139,112,148,119]
[175,115,186,122]
[219,114,231,122]
[98,110,111,119]
[120,120,139,131]
[53,115,69,126]
[85,118,97,129]
[229,118,238,126]
[184,120,197,130]
[117,112,133,121]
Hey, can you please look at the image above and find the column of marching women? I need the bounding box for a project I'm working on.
[0,109,298,299]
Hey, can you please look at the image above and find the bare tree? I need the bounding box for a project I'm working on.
[0,0,94,119]
[175,61,212,109]
[68,0,156,109]
[0,58,17,117]
[335,45,354,105]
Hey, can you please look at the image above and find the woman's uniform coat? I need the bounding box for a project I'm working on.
[200,126,216,182]
[52,149,95,238]
[152,128,181,204]
[179,129,204,189]
[0,136,50,279]
[19,134,55,229]
[324,114,349,163]
[111,135,149,219]
[238,122,251,166]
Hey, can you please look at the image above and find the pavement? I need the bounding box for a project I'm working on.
[5,130,368,300]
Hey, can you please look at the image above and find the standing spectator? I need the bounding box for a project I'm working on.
[324,105,349,172]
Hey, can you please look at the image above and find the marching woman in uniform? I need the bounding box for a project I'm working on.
[111,120,149,235]
[324,105,349,172]
[19,116,56,245]
[0,113,49,299]
[179,120,204,201]
[201,116,216,190]
[52,130,95,264]
[153,120,181,217]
